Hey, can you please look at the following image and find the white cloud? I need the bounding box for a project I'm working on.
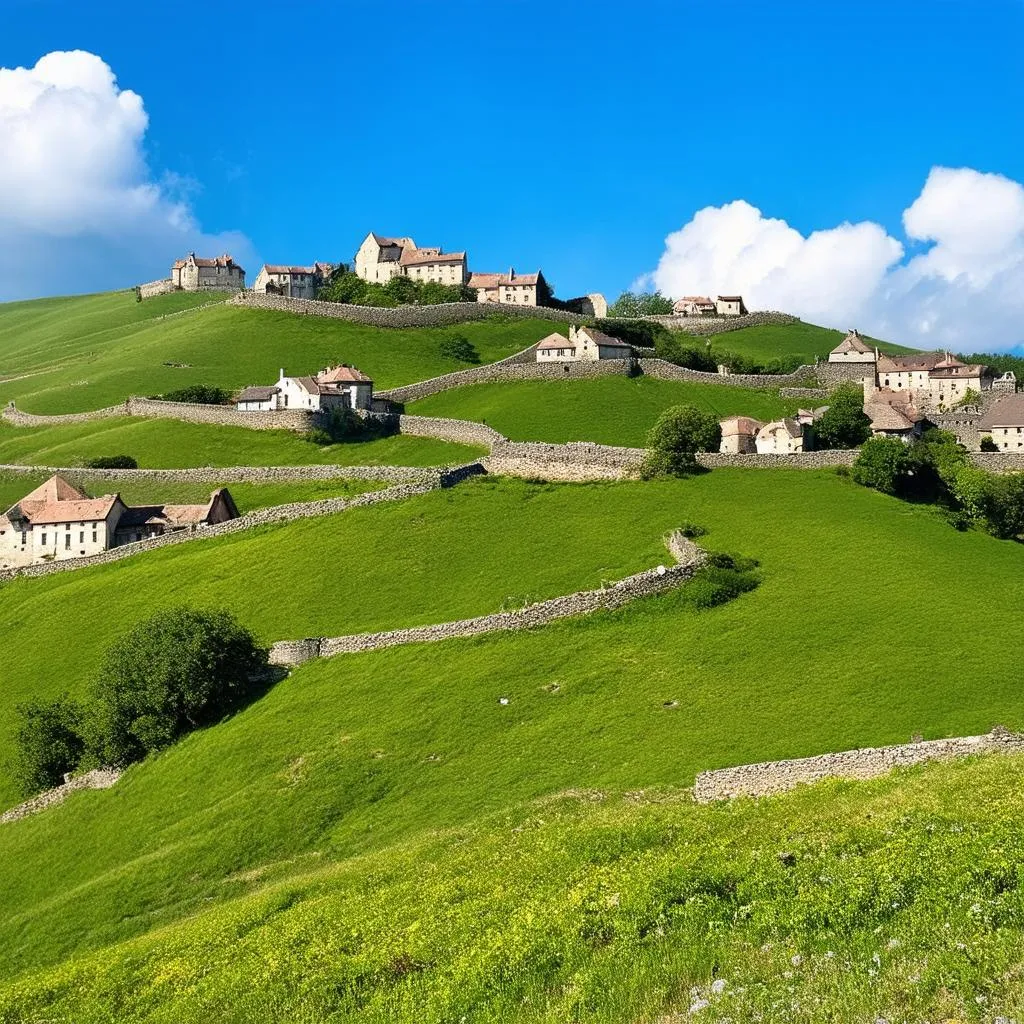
[0,51,252,301]
[643,167,1024,351]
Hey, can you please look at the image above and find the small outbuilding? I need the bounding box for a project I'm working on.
[755,418,804,454]
[719,416,763,454]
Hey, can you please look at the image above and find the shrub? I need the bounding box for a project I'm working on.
[85,455,138,469]
[851,436,912,495]
[607,291,674,317]
[439,336,481,364]
[641,405,721,478]
[813,384,872,449]
[981,435,999,452]
[7,696,87,797]
[678,522,707,539]
[684,563,760,609]
[594,319,670,350]
[161,385,231,405]
[304,427,335,447]
[88,608,268,767]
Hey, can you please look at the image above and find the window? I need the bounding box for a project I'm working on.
[41,533,47,545]
[80,531,84,544]
[65,535,71,550]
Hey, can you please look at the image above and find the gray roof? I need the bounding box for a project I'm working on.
[236,386,279,402]
[978,394,1024,429]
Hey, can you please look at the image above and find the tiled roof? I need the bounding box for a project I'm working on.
[536,333,574,350]
[876,352,944,373]
[831,330,874,355]
[20,496,120,525]
[720,415,763,436]
[20,475,88,504]
[930,363,989,379]
[978,394,1024,429]
[469,272,502,289]
[717,295,744,302]
[866,403,916,432]
[173,253,242,271]
[262,265,316,275]
[759,418,802,439]
[236,386,280,402]
[577,327,631,349]
[399,248,467,267]
[317,365,373,384]
[292,376,321,396]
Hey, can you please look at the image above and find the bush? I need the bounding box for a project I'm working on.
[304,428,335,446]
[594,319,670,350]
[813,384,871,450]
[85,455,138,469]
[678,522,707,539]
[161,385,231,405]
[641,405,721,478]
[980,435,999,452]
[88,608,268,767]
[607,291,674,317]
[7,696,87,797]
[851,437,911,495]
[684,563,760,609]
[439,335,481,364]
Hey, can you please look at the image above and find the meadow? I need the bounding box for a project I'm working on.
[409,376,803,445]
[3,753,1024,1023]
[0,470,1022,994]
[0,291,563,413]
[0,418,484,468]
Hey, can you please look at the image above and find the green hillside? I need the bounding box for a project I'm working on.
[0,291,564,414]
[0,470,1022,1003]
[409,376,803,446]
[0,418,484,468]
[3,753,1024,1023]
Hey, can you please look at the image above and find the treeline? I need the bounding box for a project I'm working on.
[851,431,1024,540]
[317,266,476,307]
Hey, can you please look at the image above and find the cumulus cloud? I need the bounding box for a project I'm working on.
[643,167,1024,351]
[0,51,252,301]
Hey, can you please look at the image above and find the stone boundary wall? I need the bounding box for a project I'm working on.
[0,463,437,485]
[393,414,506,448]
[0,479,446,585]
[693,728,1024,803]
[643,311,799,336]
[230,291,586,327]
[137,279,175,299]
[269,532,706,665]
[967,451,1024,472]
[0,769,121,825]
[380,358,633,404]
[780,387,830,400]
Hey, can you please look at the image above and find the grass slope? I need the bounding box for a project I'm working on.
[0,418,484,468]
[707,320,917,365]
[0,471,1023,986]
[0,291,564,414]
[3,754,1024,1023]
[410,376,802,446]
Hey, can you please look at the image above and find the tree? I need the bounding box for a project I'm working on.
[608,291,674,318]
[85,455,138,469]
[851,437,911,495]
[161,385,232,406]
[8,696,87,797]
[813,384,872,449]
[642,404,721,478]
[439,335,480,364]
[88,608,268,767]
[383,274,419,305]
[980,435,999,452]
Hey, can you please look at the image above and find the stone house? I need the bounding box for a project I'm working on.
[469,268,546,306]
[0,475,237,568]
[927,355,993,407]
[828,329,877,363]
[535,326,632,363]
[719,416,763,453]
[672,296,717,317]
[171,253,245,291]
[978,394,1024,451]
[715,295,747,316]
[252,263,334,298]
[237,365,374,413]
[755,418,804,454]
[864,389,924,441]
[399,247,468,286]
[354,233,417,284]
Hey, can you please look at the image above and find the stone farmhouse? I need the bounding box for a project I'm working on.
[535,326,633,363]
[755,418,805,454]
[236,365,374,413]
[719,416,762,453]
[864,388,924,441]
[0,475,238,569]
[828,329,877,363]
[171,253,246,291]
[354,233,467,287]
[252,263,334,299]
[469,268,547,307]
[672,295,747,317]
[978,395,1024,451]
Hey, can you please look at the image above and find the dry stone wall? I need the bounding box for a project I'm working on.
[0,769,121,825]
[269,532,706,665]
[137,279,175,299]
[643,311,799,336]
[230,291,585,327]
[0,463,436,485]
[693,728,1024,802]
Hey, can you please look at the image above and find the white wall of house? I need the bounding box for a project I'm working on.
[991,426,1024,450]
[536,346,577,362]
[276,374,320,411]
[755,425,804,454]
[720,432,757,454]
[237,397,276,412]
[716,298,744,316]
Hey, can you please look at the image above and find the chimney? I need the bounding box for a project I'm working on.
[279,367,285,380]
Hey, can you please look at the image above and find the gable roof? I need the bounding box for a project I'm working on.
[866,402,916,432]
[536,333,574,350]
[261,264,316,275]
[759,418,802,439]
[3,474,122,526]
[930,362,989,379]
[20,475,88,505]
[831,330,874,355]
[720,415,763,436]
[173,253,242,271]
[236,386,280,402]
[978,394,1024,429]
[576,326,631,349]
[116,489,238,530]
[717,295,745,303]
[317,365,373,384]
[399,248,467,267]
[876,352,945,373]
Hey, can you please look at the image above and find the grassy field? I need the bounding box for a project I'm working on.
[0,290,565,414]
[409,376,803,446]
[0,470,385,516]
[0,470,1022,995]
[3,753,1024,1023]
[705,320,917,366]
[0,418,485,468]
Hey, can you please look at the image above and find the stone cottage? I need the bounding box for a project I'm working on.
[978,394,1024,451]
[469,268,546,306]
[354,233,467,287]
[715,295,747,316]
[719,416,763,453]
[171,253,245,291]
[236,365,373,413]
[354,233,417,284]
[828,329,877,363]
[252,263,334,298]
[0,475,238,568]
[672,296,717,317]
[535,326,632,363]
[864,389,924,441]
[755,418,804,454]
[399,246,468,286]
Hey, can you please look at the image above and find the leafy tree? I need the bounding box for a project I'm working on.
[318,270,371,305]
[8,696,87,797]
[595,319,669,350]
[814,384,872,449]
[439,335,480,364]
[980,435,999,452]
[851,437,912,495]
[85,455,138,469]
[608,291,674,318]
[383,274,419,304]
[88,608,268,767]
[641,404,721,478]
[955,388,981,409]
[161,385,231,405]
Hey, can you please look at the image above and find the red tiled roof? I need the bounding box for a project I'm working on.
[317,365,373,384]
[399,248,467,267]
[536,333,574,350]
[173,253,241,271]
[720,416,763,436]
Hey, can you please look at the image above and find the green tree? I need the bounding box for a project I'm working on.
[318,270,370,305]
[383,274,419,305]
[980,435,999,452]
[641,404,721,478]
[814,384,872,449]
[8,695,87,797]
[439,335,480,364]
[88,608,268,767]
[851,437,912,494]
[608,291,674,317]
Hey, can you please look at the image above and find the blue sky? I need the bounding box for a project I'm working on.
[2,0,1024,347]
